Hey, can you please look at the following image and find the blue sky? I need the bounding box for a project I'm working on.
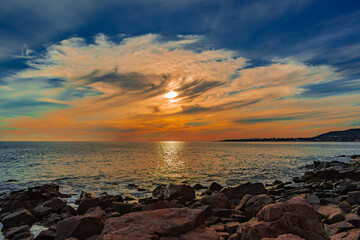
[0,0,359,140]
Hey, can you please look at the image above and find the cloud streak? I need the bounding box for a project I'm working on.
[0,33,359,141]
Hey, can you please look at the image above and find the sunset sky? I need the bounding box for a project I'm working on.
[0,0,360,141]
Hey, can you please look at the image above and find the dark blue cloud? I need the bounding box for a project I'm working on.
[236,117,298,124]
[300,78,360,98]
[56,87,103,101]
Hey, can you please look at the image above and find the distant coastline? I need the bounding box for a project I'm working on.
[220,128,360,142]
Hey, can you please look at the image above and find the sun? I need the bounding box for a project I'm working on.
[164,91,178,99]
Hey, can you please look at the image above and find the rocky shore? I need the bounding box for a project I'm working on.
[1,155,360,240]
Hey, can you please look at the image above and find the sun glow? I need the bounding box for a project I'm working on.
[164,91,178,99]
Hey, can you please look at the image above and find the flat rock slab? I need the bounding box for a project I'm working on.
[102,207,206,239]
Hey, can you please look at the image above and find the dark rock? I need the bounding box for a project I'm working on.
[111,202,135,214]
[244,194,274,216]
[307,195,320,205]
[330,229,360,240]
[12,231,33,240]
[31,206,54,218]
[5,225,30,239]
[209,182,224,192]
[142,201,183,211]
[55,215,104,240]
[242,198,329,240]
[339,201,352,214]
[347,191,360,205]
[98,195,123,209]
[77,198,100,215]
[225,222,240,234]
[102,207,206,239]
[223,182,267,200]
[193,183,206,190]
[235,194,253,211]
[2,209,35,229]
[42,198,66,213]
[164,183,195,201]
[35,228,56,240]
[152,185,166,199]
[200,193,230,209]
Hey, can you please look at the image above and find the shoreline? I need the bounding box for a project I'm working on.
[0,155,360,239]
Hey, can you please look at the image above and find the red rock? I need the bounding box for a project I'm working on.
[345,213,360,228]
[235,194,253,211]
[257,204,284,222]
[262,234,305,240]
[200,194,230,209]
[318,205,345,224]
[102,208,205,239]
[177,227,220,240]
[330,229,360,240]
[164,184,195,201]
[77,198,100,215]
[241,198,329,240]
[325,221,354,236]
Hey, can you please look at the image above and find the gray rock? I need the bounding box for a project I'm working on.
[42,198,66,212]
[347,191,360,205]
[339,201,352,214]
[77,198,100,215]
[5,225,30,239]
[307,195,320,205]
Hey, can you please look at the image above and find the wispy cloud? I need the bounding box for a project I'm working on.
[0,33,359,140]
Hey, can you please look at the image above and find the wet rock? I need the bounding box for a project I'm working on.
[318,205,345,224]
[244,194,274,216]
[200,193,230,209]
[345,213,360,228]
[164,184,195,201]
[42,198,66,213]
[56,214,104,240]
[111,202,136,214]
[208,182,224,193]
[35,227,56,240]
[77,198,100,215]
[347,191,360,205]
[325,221,354,236]
[5,225,30,239]
[152,185,166,199]
[223,183,267,200]
[242,198,329,240]
[102,207,205,239]
[2,209,35,229]
[339,201,352,213]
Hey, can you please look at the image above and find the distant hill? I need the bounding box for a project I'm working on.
[313,128,360,141]
[221,128,360,142]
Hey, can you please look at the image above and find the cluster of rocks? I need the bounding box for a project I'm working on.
[1,156,360,240]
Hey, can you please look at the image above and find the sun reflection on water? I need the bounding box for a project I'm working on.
[153,141,187,181]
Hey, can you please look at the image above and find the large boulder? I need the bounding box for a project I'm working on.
[56,214,104,240]
[244,194,274,216]
[200,193,230,209]
[2,209,35,228]
[176,227,220,240]
[42,198,67,212]
[77,197,100,214]
[164,184,195,201]
[222,183,267,200]
[102,207,206,239]
[241,198,329,240]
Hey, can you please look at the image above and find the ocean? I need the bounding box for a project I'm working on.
[0,141,359,200]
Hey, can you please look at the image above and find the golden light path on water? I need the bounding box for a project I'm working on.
[153,141,187,180]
